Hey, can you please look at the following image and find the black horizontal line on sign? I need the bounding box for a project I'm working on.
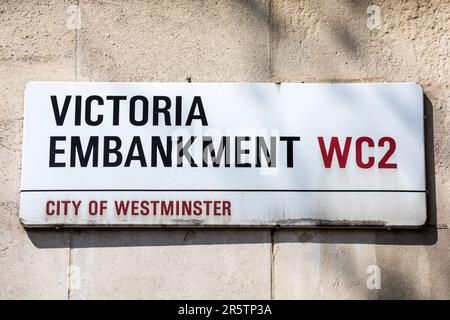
[20,189,426,193]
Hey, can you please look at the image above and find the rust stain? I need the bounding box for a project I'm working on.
[297,231,314,242]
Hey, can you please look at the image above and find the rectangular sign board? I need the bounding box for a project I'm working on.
[20,82,426,227]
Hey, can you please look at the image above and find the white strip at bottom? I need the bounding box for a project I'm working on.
[20,191,427,227]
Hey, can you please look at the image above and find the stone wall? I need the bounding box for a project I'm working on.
[0,0,449,299]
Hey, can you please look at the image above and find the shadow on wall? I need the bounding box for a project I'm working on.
[26,94,437,248]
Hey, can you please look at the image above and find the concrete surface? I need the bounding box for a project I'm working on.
[0,0,449,299]
[68,229,271,299]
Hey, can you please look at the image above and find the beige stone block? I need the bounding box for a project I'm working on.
[76,0,270,82]
[0,0,75,64]
[271,0,449,83]
[273,230,378,299]
[69,229,271,299]
[375,229,450,299]
[0,202,70,299]
[273,228,449,299]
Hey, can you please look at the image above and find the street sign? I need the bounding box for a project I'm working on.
[20,82,426,227]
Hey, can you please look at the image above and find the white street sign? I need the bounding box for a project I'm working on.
[20,82,426,227]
